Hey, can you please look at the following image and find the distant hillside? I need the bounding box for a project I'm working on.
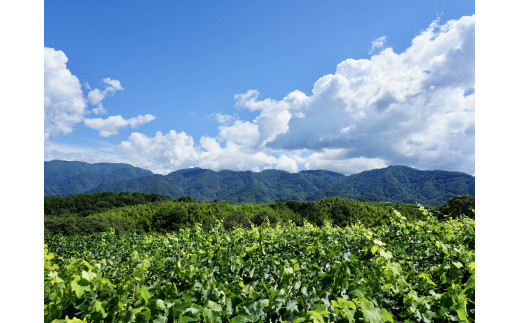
[44,160,153,196]
[44,160,475,205]
[309,166,475,205]
[90,168,346,203]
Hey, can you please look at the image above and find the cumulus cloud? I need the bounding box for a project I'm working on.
[197,137,278,172]
[230,15,475,174]
[274,155,299,173]
[234,89,306,147]
[44,141,124,165]
[86,77,124,115]
[83,114,156,137]
[102,78,123,91]
[119,130,200,174]
[304,149,388,175]
[87,77,124,105]
[92,103,107,115]
[45,46,153,139]
[44,47,88,139]
[218,120,260,147]
[45,15,475,176]
[211,113,238,125]
[117,130,281,174]
[369,36,386,54]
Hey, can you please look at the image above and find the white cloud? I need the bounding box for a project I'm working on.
[197,137,277,172]
[218,120,260,147]
[87,88,105,105]
[369,36,386,54]
[86,77,124,114]
[119,130,200,174]
[92,103,107,115]
[84,114,156,137]
[115,129,298,174]
[211,113,238,125]
[117,130,278,174]
[102,77,123,91]
[45,46,152,139]
[275,155,299,173]
[44,47,88,139]
[87,77,124,105]
[234,89,307,147]
[304,149,388,175]
[44,141,124,164]
[242,15,475,174]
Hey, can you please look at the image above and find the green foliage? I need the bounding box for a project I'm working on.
[251,209,279,226]
[177,195,195,203]
[329,199,351,227]
[435,195,475,219]
[45,191,172,217]
[45,214,475,322]
[45,195,438,235]
[44,216,138,235]
[372,202,427,221]
[152,205,192,232]
[286,201,325,226]
[90,197,398,233]
[221,210,252,231]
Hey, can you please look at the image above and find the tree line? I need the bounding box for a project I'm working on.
[44,192,474,235]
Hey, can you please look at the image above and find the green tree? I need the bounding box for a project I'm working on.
[330,200,351,227]
[437,194,475,219]
[152,205,190,232]
[252,209,279,226]
[177,195,195,203]
[222,210,251,231]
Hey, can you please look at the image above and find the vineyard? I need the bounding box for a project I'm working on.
[45,208,475,322]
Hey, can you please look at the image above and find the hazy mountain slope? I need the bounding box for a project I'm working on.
[89,168,346,202]
[44,160,153,196]
[339,166,475,205]
[45,161,475,205]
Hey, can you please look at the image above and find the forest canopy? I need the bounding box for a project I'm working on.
[44,192,472,235]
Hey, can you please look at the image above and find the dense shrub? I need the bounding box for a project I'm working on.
[177,195,195,203]
[44,194,453,235]
[329,200,351,227]
[286,201,326,226]
[251,209,280,226]
[436,194,475,219]
[44,216,138,235]
[222,210,251,231]
[44,192,172,217]
[152,205,191,232]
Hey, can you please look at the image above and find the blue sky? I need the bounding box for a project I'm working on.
[44,0,475,175]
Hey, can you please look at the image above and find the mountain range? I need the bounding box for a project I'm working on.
[44,160,475,205]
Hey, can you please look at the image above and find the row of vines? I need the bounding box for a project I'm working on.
[45,206,474,322]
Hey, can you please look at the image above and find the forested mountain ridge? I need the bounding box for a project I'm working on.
[311,165,475,205]
[44,160,474,205]
[44,160,153,196]
[85,167,347,203]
